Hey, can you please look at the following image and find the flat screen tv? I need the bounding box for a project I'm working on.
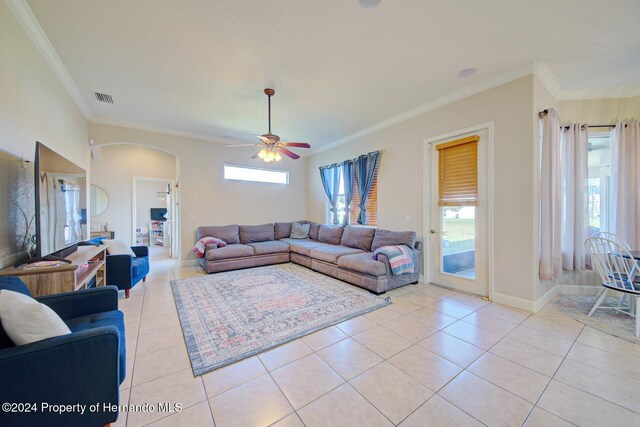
[34,142,87,259]
[150,208,167,221]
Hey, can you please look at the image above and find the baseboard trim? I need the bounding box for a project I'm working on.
[492,292,536,312]
[533,285,559,312]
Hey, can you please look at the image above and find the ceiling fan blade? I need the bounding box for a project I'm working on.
[224,143,259,148]
[251,151,261,159]
[256,135,271,143]
[279,142,310,148]
[276,146,300,160]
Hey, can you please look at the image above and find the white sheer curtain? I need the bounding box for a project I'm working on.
[561,124,589,271]
[539,109,562,280]
[611,120,640,249]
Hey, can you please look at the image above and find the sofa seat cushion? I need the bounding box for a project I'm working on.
[205,244,255,260]
[283,239,327,256]
[309,245,365,264]
[66,310,126,383]
[131,257,149,282]
[337,253,387,277]
[247,241,290,255]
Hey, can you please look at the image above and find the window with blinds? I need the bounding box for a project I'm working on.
[349,166,378,225]
[436,135,479,206]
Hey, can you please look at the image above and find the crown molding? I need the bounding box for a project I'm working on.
[311,64,535,155]
[6,0,93,119]
[89,116,230,145]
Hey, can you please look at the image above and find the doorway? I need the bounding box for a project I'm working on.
[424,124,493,298]
[132,177,177,259]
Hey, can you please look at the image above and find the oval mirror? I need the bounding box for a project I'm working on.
[90,185,109,217]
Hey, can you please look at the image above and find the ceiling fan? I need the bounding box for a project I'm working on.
[225,88,311,162]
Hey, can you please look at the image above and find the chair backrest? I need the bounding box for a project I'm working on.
[585,237,639,293]
[593,232,631,251]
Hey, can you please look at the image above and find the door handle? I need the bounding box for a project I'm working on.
[430,229,437,234]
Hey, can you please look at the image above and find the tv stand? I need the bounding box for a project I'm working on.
[19,255,73,267]
[0,245,108,297]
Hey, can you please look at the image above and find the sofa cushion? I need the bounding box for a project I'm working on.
[131,257,149,283]
[274,222,293,240]
[318,225,345,245]
[290,222,311,239]
[341,226,376,251]
[197,225,240,244]
[247,241,290,255]
[371,229,417,251]
[66,310,126,383]
[240,224,275,244]
[309,223,320,240]
[337,253,387,277]
[309,245,364,264]
[205,244,255,260]
[286,239,327,256]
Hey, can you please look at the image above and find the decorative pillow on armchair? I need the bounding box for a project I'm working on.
[193,237,227,258]
[102,239,136,257]
[289,222,311,239]
[0,290,71,345]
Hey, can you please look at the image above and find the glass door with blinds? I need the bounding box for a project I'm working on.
[429,129,488,296]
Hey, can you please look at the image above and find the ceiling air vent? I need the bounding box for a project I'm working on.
[94,92,114,104]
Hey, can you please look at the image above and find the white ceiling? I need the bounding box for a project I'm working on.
[21,0,640,150]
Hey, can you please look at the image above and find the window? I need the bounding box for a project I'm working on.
[325,166,378,226]
[349,167,378,226]
[224,164,289,184]
[587,130,611,234]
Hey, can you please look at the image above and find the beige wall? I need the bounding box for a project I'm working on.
[0,0,89,170]
[0,1,89,268]
[91,144,177,245]
[532,76,558,301]
[307,76,536,303]
[89,123,307,263]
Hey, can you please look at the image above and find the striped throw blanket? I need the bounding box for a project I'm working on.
[373,245,415,275]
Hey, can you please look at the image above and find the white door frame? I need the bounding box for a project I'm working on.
[132,176,178,259]
[423,122,495,300]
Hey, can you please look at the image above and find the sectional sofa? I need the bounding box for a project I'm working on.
[196,221,422,294]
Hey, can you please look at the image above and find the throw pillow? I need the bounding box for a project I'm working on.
[193,237,227,258]
[102,239,136,257]
[0,290,71,345]
[290,222,311,239]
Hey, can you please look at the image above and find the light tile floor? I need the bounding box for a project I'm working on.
[116,257,640,426]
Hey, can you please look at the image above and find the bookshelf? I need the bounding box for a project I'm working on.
[136,226,149,246]
[149,221,165,246]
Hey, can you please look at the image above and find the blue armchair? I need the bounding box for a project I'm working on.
[106,245,150,298]
[0,276,125,427]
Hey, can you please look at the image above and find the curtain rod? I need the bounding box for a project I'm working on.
[538,109,623,128]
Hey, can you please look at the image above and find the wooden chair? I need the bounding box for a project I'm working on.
[585,237,640,337]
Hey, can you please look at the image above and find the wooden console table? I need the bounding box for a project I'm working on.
[91,231,115,239]
[0,245,108,297]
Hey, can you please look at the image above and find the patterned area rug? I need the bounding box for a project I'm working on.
[553,294,640,344]
[171,263,390,375]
